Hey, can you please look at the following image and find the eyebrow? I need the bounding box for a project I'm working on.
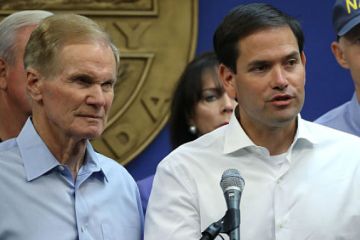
[247,51,300,68]
[69,72,116,84]
[285,51,301,60]
[69,73,93,82]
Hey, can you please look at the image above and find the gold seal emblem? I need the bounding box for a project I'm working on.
[0,0,198,165]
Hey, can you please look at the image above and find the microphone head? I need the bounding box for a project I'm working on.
[220,168,245,192]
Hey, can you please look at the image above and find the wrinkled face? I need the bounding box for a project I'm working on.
[221,26,306,130]
[34,42,117,140]
[190,69,235,135]
[6,25,36,115]
[334,25,360,91]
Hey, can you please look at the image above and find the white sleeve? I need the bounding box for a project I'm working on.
[144,158,201,240]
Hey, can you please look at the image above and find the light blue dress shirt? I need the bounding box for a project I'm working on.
[315,93,360,136]
[0,118,144,240]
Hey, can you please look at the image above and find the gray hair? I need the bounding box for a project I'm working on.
[24,13,120,78]
[0,10,53,65]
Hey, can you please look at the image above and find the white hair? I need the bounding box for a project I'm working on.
[0,10,53,64]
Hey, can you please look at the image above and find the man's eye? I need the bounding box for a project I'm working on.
[250,64,268,72]
[101,81,114,91]
[73,76,92,86]
[287,59,298,66]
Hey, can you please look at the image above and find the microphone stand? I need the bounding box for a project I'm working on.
[199,208,240,240]
[200,218,223,240]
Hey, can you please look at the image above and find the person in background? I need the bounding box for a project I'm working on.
[144,3,360,240]
[315,0,360,136]
[0,14,143,239]
[137,52,235,214]
[0,10,53,142]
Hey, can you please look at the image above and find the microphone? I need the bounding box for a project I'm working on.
[220,169,245,240]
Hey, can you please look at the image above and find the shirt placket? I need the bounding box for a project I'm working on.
[273,157,291,240]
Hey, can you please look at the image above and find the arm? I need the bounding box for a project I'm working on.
[144,159,201,240]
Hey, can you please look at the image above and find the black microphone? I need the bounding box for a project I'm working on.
[220,168,245,240]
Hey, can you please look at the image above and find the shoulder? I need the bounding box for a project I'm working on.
[0,139,24,184]
[305,119,360,145]
[0,138,21,165]
[95,152,137,189]
[315,102,350,125]
[0,138,18,152]
[158,126,225,173]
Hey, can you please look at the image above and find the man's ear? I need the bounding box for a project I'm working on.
[0,58,8,90]
[331,41,349,69]
[300,51,307,66]
[219,63,236,99]
[300,51,307,85]
[27,68,43,101]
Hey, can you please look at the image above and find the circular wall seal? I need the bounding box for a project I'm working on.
[0,0,198,165]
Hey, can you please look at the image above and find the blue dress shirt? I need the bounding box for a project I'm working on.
[0,118,144,240]
[315,93,360,136]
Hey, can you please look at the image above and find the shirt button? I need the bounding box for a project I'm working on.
[58,165,65,171]
[81,226,86,232]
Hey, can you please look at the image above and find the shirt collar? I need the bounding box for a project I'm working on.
[223,111,256,154]
[83,142,109,182]
[223,110,318,154]
[291,114,320,146]
[17,118,107,182]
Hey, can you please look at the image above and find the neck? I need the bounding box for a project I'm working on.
[237,110,297,155]
[48,135,87,180]
[32,114,87,181]
[0,96,29,141]
[57,139,87,180]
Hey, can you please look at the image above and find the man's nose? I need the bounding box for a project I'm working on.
[86,84,106,107]
[270,66,288,90]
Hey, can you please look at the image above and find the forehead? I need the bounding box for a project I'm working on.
[201,67,222,88]
[237,26,298,61]
[343,24,360,40]
[59,41,114,61]
[56,42,117,76]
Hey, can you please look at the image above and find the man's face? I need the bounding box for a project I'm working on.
[220,26,306,130]
[33,41,117,140]
[6,25,36,115]
[332,25,360,92]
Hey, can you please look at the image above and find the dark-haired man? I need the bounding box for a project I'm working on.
[145,3,360,240]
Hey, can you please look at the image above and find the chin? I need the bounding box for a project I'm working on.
[76,128,103,140]
[273,115,297,126]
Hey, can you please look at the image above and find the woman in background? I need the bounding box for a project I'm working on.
[137,52,235,213]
